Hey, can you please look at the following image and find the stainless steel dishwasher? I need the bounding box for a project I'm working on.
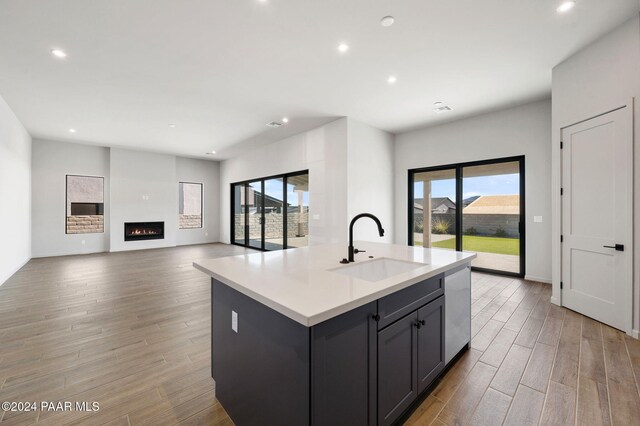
[444,264,472,364]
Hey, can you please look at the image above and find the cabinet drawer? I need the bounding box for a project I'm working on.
[377,274,443,330]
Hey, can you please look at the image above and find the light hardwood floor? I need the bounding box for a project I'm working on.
[1,244,639,425]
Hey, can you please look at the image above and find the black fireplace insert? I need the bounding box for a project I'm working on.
[124,222,164,241]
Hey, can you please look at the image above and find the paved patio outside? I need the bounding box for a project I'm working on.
[413,233,519,273]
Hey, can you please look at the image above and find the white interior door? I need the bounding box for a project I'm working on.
[561,106,633,332]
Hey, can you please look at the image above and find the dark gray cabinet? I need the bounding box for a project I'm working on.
[376,274,443,330]
[417,296,445,394]
[311,302,377,426]
[211,273,447,426]
[377,312,418,426]
[377,295,445,425]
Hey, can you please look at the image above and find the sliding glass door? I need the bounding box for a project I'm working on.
[286,174,309,248]
[264,178,285,250]
[409,157,524,277]
[231,170,309,251]
[462,161,522,274]
[247,181,263,250]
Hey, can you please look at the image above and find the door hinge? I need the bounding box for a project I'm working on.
[560,235,564,243]
[560,188,563,196]
[560,141,563,149]
[560,281,563,289]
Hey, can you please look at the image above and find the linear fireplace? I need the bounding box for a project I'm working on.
[124,222,165,242]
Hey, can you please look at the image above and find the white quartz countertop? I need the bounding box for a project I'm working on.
[194,242,476,327]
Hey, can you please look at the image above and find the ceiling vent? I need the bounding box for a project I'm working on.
[433,102,453,113]
[266,121,283,128]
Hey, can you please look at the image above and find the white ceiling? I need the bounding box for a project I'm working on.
[0,0,638,159]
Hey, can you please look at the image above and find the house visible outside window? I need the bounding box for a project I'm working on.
[66,175,104,234]
[179,182,203,229]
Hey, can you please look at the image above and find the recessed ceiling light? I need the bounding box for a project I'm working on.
[282,117,289,123]
[69,128,76,133]
[337,43,349,53]
[380,16,395,27]
[206,151,216,155]
[168,123,176,128]
[50,49,67,58]
[557,1,576,13]
[387,75,397,84]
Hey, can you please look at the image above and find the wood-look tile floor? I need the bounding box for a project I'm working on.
[0,244,248,425]
[405,273,640,426]
[1,245,639,425]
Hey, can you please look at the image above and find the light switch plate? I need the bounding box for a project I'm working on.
[534,216,543,223]
[232,311,238,333]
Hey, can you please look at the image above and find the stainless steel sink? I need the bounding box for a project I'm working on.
[328,258,427,282]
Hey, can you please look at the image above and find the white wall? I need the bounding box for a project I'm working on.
[32,140,110,257]
[0,95,31,285]
[31,142,221,256]
[347,118,395,243]
[109,148,178,251]
[394,99,552,283]
[551,15,640,332]
[177,157,220,245]
[220,118,349,245]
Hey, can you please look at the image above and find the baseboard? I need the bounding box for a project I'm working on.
[32,249,107,258]
[632,329,640,339]
[176,240,220,247]
[524,274,552,284]
[0,256,31,287]
[550,296,560,306]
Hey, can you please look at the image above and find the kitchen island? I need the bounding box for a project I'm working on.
[194,242,475,426]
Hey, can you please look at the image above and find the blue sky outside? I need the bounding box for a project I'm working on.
[414,173,519,201]
[255,179,309,206]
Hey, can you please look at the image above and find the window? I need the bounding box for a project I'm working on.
[66,175,104,234]
[232,171,309,251]
[179,182,203,229]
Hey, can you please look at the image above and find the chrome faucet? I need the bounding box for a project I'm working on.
[341,213,385,263]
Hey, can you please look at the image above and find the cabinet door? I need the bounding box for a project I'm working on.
[378,313,418,426]
[311,302,377,426]
[417,296,445,394]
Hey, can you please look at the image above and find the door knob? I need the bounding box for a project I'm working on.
[603,244,624,251]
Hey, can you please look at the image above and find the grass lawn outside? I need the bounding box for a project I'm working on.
[419,235,520,256]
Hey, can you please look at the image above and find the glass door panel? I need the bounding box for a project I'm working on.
[462,161,521,274]
[247,181,263,250]
[286,174,309,248]
[232,184,245,245]
[231,170,309,251]
[412,169,457,250]
[264,178,285,250]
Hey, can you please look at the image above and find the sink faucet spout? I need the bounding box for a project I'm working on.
[347,213,385,262]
